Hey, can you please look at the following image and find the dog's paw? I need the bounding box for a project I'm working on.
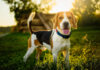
[23,56,27,63]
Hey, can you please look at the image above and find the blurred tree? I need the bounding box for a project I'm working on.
[72,0,100,27]
[3,0,55,32]
[3,0,55,21]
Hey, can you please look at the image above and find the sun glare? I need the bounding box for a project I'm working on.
[0,0,74,27]
[50,0,74,13]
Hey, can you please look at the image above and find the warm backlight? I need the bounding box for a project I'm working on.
[50,0,74,13]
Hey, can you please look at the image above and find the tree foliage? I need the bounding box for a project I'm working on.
[3,0,55,21]
[72,0,100,26]
[72,0,100,17]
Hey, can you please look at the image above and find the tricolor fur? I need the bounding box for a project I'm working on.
[23,11,77,69]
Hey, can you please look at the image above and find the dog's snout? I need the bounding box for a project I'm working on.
[62,21,69,29]
[63,22,69,26]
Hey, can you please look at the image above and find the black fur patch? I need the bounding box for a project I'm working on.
[33,31,52,45]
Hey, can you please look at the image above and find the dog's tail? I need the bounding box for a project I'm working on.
[27,12,35,34]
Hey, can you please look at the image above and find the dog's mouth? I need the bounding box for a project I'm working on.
[62,22,70,35]
[60,22,71,35]
[62,29,70,35]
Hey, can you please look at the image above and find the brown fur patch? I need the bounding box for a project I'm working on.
[34,39,41,46]
[50,38,53,50]
[28,37,31,49]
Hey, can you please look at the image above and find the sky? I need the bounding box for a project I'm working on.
[50,0,74,13]
[0,0,74,27]
[0,0,16,27]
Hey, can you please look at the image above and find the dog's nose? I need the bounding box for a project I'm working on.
[63,22,69,29]
[63,22,69,26]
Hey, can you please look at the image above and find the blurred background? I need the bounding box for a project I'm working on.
[0,0,100,32]
[0,0,100,70]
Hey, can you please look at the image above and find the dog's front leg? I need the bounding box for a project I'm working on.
[53,53,57,63]
[52,51,58,70]
[65,48,70,70]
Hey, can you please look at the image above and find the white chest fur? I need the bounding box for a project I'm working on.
[52,30,70,53]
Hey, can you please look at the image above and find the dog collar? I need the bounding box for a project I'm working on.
[56,29,71,39]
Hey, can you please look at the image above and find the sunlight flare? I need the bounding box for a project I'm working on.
[50,0,74,13]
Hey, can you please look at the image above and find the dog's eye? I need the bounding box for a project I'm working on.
[59,17,63,20]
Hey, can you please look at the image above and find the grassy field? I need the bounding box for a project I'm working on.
[0,27,100,70]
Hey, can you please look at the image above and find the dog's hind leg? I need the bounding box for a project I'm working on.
[23,46,36,62]
[36,47,42,60]
[23,35,37,62]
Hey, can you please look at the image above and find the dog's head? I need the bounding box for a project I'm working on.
[53,11,77,35]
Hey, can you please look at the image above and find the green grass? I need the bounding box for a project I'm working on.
[0,28,100,70]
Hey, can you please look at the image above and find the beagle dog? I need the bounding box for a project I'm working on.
[23,11,77,68]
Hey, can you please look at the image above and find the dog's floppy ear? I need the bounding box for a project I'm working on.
[53,13,58,29]
[70,12,78,29]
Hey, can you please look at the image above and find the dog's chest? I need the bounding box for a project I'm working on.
[52,31,70,52]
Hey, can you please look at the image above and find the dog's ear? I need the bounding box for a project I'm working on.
[53,13,58,29]
[70,12,78,29]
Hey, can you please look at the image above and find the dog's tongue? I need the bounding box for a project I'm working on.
[63,29,69,34]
